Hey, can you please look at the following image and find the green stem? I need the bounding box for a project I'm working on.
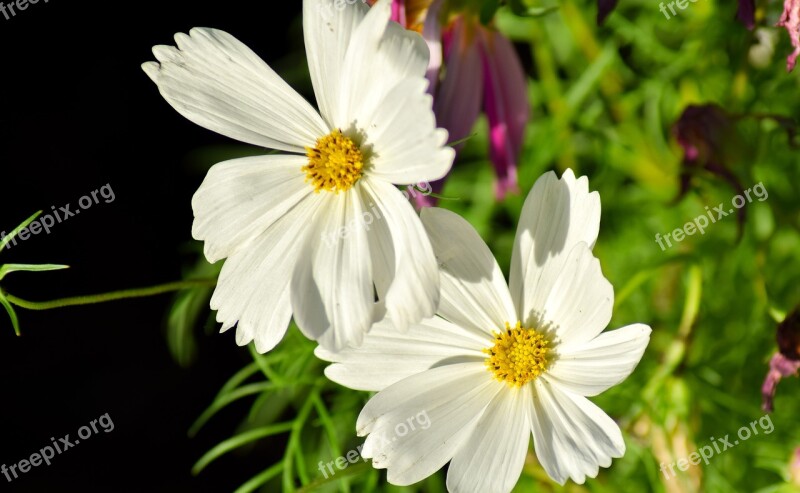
[296,462,372,493]
[3,279,217,311]
[284,384,323,492]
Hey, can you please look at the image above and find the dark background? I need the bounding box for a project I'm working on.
[0,1,303,490]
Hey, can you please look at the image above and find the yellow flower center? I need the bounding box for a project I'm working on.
[484,321,549,387]
[303,130,364,193]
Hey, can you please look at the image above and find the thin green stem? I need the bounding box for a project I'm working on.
[3,279,217,311]
[284,384,323,492]
[296,462,372,493]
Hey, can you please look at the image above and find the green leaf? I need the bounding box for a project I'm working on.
[480,0,500,24]
[564,42,617,112]
[507,0,559,17]
[192,422,295,475]
[189,382,277,437]
[166,255,221,367]
[0,294,21,336]
[520,4,560,16]
[166,285,213,367]
[677,263,703,337]
[234,462,285,493]
[220,362,261,396]
[0,264,69,282]
[0,211,42,252]
[311,394,342,460]
[296,462,373,493]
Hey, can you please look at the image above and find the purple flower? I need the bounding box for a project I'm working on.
[737,0,756,29]
[762,307,800,412]
[777,0,800,71]
[672,104,747,231]
[479,25,528,200]
[761,353,800,412]
[387,1,530,205]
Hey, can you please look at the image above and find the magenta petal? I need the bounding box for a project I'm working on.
[390,0,407,25]
[777,305,800,359]
[478,27,529,200]
[777,0,800,72]
[737,0,756,29]
[414,17,483,208]
[433,17,484,147]
[422,0,445,95]
[761,353,800,412]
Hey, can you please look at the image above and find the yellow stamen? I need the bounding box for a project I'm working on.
[303,130,364,193]
[406,0,435,32]
[484,321,549,387]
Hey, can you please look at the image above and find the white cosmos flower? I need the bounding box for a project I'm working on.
[141,0,455,352]
[317,170,651,491]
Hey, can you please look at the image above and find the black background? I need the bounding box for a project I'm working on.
[0,1,304,490]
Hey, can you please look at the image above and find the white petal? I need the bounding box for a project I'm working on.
[191,155,311,263]
[303,0,367,128]
[337,0,429,129]
[291,190,374,351]
[529,379,625,485]
[547,324,651,396]
[289,243,328,342]
[211,193,320,353]
[317,316,487,391]
[541,243,613,347]
[305,0,453,184]
[447,388,531,493]
[366,78,455,184]
[509,169,601,322]
[143,28,327,153]
[421,208,516,338]
[357,363,500,486]
[362,178,439,331]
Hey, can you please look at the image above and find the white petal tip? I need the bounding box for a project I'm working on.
[254,338,278,354]
[141,61,159,82]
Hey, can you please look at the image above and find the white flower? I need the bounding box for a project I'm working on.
[317,170,651,491]
[142,0,455,352]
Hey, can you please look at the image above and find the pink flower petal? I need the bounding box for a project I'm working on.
[433,17,483,147]
[413,17,484,208]
[422,0,445,94]
[478,27,529,200]
[777,0,800,72]
[761,353,800,412]
[391,0,407,26]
